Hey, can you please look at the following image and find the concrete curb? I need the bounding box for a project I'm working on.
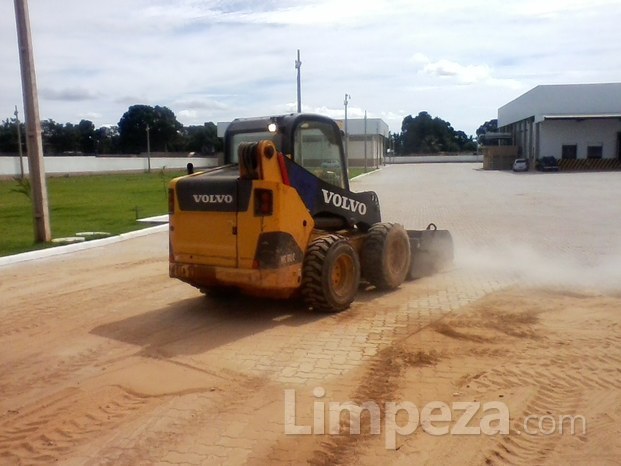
[137,214,169,224]
[350,167,382,180]
[0,223,168,268]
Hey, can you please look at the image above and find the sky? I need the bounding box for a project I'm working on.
[1,0,620,136]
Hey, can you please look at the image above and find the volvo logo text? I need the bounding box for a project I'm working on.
[321,189,367,215]
[193,194,234,204]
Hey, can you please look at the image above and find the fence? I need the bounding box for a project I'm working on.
[558,158,621,171]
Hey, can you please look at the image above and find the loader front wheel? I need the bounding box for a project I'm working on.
[301,234,360,312]
[361,222,410,290]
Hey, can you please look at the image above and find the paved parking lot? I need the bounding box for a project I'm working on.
[0,163,619,465]
[361,164,621,290]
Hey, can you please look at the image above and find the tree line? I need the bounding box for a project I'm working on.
[1,105,493,157]
[391,112,478,155]
[0,104,221,156]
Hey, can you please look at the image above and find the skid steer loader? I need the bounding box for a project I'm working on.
[168,114,452,312]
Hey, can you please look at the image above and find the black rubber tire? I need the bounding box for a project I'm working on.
[301,234,361,312]
[361,222,410,290]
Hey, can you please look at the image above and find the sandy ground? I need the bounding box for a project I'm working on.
[280,289,621,465]
[1,164,620,465]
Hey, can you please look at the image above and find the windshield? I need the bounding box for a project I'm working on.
[229,132,279,164]
[294,120,345,188]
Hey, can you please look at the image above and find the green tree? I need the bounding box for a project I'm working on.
[401,112,446,153]
[476,119,498,144]
[95,126,120,154]
[41,119,77,154]
[388,132,403,155]
[0,118,21,153]
[401,112,476,154]
[454,130,478,152]
[182,122,222,154]
[77,119,96,154]
[39,120,97,155]
[118,105,182,153]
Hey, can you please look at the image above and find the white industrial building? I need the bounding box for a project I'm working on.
[334,117,389,168]
[217,116,389,168]
[498,83,621,169]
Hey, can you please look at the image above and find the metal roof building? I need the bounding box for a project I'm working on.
[498,83,621,169]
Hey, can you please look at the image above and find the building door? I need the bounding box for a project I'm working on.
[562,144,577,160]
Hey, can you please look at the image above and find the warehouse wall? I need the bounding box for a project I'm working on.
[346,135,385,167]
[539,119,621,160]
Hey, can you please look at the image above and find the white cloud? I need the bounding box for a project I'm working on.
[138,0,394,29]
[174,99,228,111]
[411,53,430,66]
[1,0,620,136]
[411,55,524,91]
[422,60,491,84]
[178,109,198,120]
[40,87,100,101]
[78,112,102,120]
[508,0,620,19]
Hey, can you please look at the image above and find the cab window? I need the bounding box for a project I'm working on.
[294,121,346,188]
[229,131,279,164]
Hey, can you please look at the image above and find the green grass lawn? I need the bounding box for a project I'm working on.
[0,170,184,257]
[348,167,379,179]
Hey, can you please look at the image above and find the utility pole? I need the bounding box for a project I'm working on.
[295,49,302,113]
[364,110,368,172]
[14,105,25,179]
[146,124,151,173]
[14,0,51,242]
[344,93,350,162]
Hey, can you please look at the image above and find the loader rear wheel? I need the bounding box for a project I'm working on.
[301,234,360,312]
[361,222,410,290]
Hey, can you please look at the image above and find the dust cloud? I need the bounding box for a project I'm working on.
[455,241,621,293]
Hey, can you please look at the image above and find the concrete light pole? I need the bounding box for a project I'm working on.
[295,50,302,113]
[14,0,51,242]
[364,110,368,172]
[146,124,151,173]
[344,93,350,162]
[14,105,25,179]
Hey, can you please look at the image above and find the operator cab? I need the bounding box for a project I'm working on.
[225,114,348,190]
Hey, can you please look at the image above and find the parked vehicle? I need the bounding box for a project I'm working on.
[320,160,341,170]
[512,158,529,172]
[536,156,559,172]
